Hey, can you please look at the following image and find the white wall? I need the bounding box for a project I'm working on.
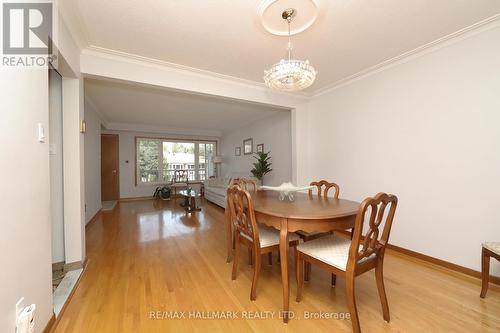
[49,70,65,263]
[101,130,219,198]
[0,69,53,332]
[221,112,292,186]
[307,23,500,273]
[84,102,102,223]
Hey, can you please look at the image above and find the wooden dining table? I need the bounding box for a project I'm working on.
[225,189,360,323]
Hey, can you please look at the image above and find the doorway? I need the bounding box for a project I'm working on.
[101,134,120,210]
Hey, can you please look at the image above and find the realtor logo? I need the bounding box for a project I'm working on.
[2,2,52,55]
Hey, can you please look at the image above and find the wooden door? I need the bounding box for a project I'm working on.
[101,134,120,201]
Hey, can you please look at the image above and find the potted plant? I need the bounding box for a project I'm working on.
[251,151,272,185]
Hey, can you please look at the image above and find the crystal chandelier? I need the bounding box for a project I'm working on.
[264,8,317,92]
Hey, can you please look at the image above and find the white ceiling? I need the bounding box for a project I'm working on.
[70,0,500,93]
[85,78,288,136]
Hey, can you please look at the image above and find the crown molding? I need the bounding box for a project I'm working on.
[80,13,500,100]
[312,13,500,97]
[57,0,91,49]
[83,45,312,99]
[105,122,222,138]
[85,45,264,87]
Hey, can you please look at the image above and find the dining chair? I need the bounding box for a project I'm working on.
[308,180,340,198]
[480,242,500,298]
[296,192,398,333]
[231,178,260,264]
[170,169,189,197]
[296,180,341,284]
[227,185,300,300]
[238,178,258,192]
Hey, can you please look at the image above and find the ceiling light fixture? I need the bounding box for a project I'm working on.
[264,8,317,92]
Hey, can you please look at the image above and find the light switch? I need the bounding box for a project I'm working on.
[37,123,45,143]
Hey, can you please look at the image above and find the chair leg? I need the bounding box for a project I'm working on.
[346,272,361,333]
[296,252,304,302]
[481,247,490,298]
[293,247,298,284]
[232,234,240,280]
[248,246,253,266]
[327,233,338,286]
[305,262,311,281]
[375,258,390,322]
[250,249,262,301]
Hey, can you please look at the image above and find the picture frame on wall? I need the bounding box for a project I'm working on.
[256,144,264,153]
[243,138,253,155]
[235,147,241,156]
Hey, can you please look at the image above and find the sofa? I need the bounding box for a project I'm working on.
[204,174,258,208]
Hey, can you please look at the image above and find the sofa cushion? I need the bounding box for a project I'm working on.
[206,186,227,197]
[205,177,231,188]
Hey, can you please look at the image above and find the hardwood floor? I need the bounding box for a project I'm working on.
[54,199,500,332]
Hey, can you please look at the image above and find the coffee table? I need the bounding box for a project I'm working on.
[179,189,201,212]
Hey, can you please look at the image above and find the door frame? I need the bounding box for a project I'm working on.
[49,66,65,265]
[101,133,120,201]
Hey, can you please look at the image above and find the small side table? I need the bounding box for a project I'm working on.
[178,189,201,212]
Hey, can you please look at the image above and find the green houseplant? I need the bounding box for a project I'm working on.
[251,151,272,184]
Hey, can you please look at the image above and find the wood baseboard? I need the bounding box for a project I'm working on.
[386,243,500,285]
[50,259,88,333]
[43,313,56,333]
[336,230,500,285]
[85,209,102,229]
[119,196,153,202]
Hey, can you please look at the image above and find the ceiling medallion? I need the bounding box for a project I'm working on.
[263,8,317,92]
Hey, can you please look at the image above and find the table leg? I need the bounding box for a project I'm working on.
[189,197,201,212]
[279,217,289,323]
[180,195,189,208]
[225,207,232,263]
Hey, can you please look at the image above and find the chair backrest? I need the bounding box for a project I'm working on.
[349,192,398,265]
[173,170,189,183]
[226,185,260,247]
[238,178,257,192]
[308,180,340,199]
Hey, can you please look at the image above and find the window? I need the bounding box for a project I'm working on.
[136,138,216,184]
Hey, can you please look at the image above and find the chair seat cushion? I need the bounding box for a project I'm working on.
[297,234,375,271]
[483,242,500,255]
[241,225,300,248]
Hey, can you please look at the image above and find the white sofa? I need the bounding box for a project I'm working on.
[204,174,258,208]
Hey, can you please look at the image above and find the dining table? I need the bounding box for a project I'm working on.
[225,189,360,323]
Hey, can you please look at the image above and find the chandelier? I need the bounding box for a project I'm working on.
[263,8,317,92]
